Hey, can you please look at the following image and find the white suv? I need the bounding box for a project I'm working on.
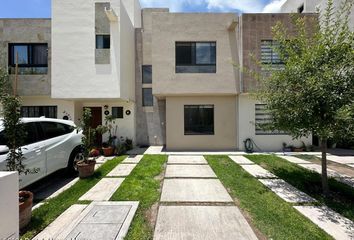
[0,118,83,188]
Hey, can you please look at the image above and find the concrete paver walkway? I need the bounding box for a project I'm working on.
[294,206,354,240]
[165,165,217,178]
[229,155,255,165]
[79,178,125,201]
[154,206,258,240]
[240,164,278,179]
[168,155,208,165]
[107,164,136,177]
[259,179,317,203]
[155,155,258,240]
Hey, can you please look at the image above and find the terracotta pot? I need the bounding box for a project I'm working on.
[77,160,96,178]
[19,191,33,229]
[102,147,114,157]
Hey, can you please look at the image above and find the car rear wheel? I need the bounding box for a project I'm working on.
[67,147,84,175]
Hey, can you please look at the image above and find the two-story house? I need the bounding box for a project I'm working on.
[0,0,314,151]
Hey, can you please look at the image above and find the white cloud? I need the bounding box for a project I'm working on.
[207,0,265,13]
[139,0,267,13]
[262,0,287,13]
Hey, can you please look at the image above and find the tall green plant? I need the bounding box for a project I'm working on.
[254,0,354,195]
[80,108,96,161]
[0,66,28,174]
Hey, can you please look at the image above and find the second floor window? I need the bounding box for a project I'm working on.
[142,65,152,84]
[176,42,216,73]
[96,35,110,49]
[8,43,48,75]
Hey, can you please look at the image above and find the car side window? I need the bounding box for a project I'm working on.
[40,122,74,140]
[23,122,39,145]
[0,130,8,146]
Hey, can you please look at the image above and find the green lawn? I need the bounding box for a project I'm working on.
[206,155,332,240]
[21,156,126,240]
[110,155,167,240]
[246,154,354,222]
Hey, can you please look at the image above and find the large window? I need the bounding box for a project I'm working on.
[176,42,216,73]
[8,43,48,75]
[255,104,286,135]
[261,40,284,72]
[142,88,153,107]
[184,105,214,135]
[142,65,152,84]
[21,106,57,119]
[96,35,110,49]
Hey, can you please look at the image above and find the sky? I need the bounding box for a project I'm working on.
[0,0,287,18]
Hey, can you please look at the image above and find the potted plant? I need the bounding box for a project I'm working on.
[0,61,36,229]
[76,108,97,178]
[282,142,292,152]
[101,115,116,156]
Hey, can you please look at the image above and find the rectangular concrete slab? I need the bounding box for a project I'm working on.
[165,165,217,178]
[154,206,258,240]
[280,155,312,164]
[336,177,354,188]
[294,206,354,240]
[107,164,136,177]
[122,155,143,164]
[58,202,139,240]
[168,155,208,165]
[240,164,278,179]
[34,204,88,240]
[229,155,255,165]
[79,178,124,201]
[259,179,317,203]
[297,164,342,178]
[161,179,233,203]
[327,155,354,164]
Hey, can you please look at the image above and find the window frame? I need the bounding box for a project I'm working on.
[96,35,111,49]
[184,105,215,136]
[112,107,124,119]
[8,43,48,68]
[142,65,152,84]
[142,88,153,107]
[175,41,217,73]
[21,106,58,119]
[255,104,287,135]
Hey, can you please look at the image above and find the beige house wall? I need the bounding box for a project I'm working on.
[166,96,237,151]
[151,13,239,96]
[237,94,312,151]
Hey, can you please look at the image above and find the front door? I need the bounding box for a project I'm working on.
[85,107,102,147]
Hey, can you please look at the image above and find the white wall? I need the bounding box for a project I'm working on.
[51,0,137,100]
[0,172,19,240]
[82,100,136,143]
[238,95,312,151]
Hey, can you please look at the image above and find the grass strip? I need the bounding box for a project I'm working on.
[21,156,126,239]
[110,155,167,240]
[206,155,332,240]
[246,154,354,222]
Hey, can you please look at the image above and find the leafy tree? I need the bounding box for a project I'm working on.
[0,65,27,174]
[255,0,354,195]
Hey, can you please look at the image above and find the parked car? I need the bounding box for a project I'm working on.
[0,117,83,188]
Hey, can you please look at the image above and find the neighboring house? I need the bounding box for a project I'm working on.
[0,0,315,151]
[280,0,354,29]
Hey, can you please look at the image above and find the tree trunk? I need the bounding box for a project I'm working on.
[320,138,329,196]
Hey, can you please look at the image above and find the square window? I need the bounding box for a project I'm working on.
[142,65,152,84]
[142,88,153,107]
[184,105,214,135]
[112,107,123,118]
[96,35,110,49]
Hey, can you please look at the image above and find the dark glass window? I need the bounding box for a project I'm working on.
[142,65,152,84]
[176,42,216,73]
[40,122,73,140]
[112,107,123,118]
[21,106,57,119]
[142,88,153,107]
[8,43,48,75]
[96,35,110,49]
[0,131,7,146]
[184,105,214,135]
[23,122,39,145]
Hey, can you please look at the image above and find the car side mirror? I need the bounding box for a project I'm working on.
[0,145,9,155]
